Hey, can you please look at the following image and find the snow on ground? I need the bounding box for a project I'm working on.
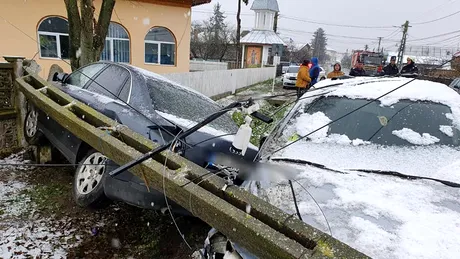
[264,162,460,259]
[392,128,440,145]
[0,153,81,258]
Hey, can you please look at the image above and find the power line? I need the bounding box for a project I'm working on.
[278,27,400,43]
[407,29,460,42]
[412,9,460,25]
[278,15,395,29]
[193,9,395,30]
[413,0,457,21]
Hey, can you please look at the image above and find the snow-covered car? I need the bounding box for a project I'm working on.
[202,77,460,258]
[24,61,258,213]
[283,66,327,89]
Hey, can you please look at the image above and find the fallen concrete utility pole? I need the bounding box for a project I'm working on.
[15,69,369,259]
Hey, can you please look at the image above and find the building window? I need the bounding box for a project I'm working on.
[38,17,70,59]
[144,27,176,65]
[100,22,130,63]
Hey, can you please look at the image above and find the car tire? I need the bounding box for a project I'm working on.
[73,149,110,209]
[24,108,44,145]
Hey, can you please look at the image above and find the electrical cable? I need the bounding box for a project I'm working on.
[288,180,302,221]
[292,179,333,237]
[265,78,417,158]
[412,9,460,25]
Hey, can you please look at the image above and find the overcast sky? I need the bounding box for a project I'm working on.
[192,0,460,53]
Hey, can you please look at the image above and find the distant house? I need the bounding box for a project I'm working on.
[0,0,211,78]
[240,0,286,68]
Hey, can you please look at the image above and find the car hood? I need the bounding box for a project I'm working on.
[271,142,460,183]
[262,143,460,259]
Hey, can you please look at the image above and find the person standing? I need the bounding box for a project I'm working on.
[295,60,311,99]
[349,61,367,77]
[327,63,345,79]
[401,57,419,74]
[309,57,320,86]
[383,56,399,76]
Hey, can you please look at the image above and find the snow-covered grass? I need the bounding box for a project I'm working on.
[0,152,82,258]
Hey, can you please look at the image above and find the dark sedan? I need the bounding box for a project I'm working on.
[24,62,258,213]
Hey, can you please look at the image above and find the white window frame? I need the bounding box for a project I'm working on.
[37,31,69,60]
[102,37,130,63]
[144,40,175,66]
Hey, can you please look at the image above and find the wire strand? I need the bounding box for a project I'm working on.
[266,78,417,157]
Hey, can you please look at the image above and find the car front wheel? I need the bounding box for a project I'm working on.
[24,108,43,145]
[73,149,110,208]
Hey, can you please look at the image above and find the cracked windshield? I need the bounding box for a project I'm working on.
[1,0,460,259]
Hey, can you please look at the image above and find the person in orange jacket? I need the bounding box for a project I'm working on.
[327,63,345,79]
[295,60,312,99]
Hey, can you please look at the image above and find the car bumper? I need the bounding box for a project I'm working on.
[283,79,296,87]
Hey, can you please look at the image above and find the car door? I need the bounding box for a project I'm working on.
[39,63,108,163]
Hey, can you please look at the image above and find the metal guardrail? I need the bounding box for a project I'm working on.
[15,69,369,259]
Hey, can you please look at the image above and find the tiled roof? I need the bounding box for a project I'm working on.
[241,30,286,45]
[192,0,211,6]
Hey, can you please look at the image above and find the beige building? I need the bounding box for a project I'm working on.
[0,0,210,78]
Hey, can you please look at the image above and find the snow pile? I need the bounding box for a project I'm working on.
[313,134,370,146]
[439,125,454,137]
[264,162,460,259]
[392,128,440,145]
[295,112,331,140]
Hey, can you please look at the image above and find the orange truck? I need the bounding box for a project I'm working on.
[351,50,385,75]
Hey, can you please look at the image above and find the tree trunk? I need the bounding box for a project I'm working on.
[236,0,242,68]
[64,0,81,71]
[65,0,115,70]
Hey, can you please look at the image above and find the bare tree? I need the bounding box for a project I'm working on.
[64,0,115,70]
[190,4,234,62]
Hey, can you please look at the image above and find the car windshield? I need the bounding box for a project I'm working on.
[287,66,300,73]
[278,96,460,147]
[145,77,238,133]
[363,55,383,65]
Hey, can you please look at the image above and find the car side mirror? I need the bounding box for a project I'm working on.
[53,72,69,83]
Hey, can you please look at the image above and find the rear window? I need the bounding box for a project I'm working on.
[288,66,300,73]
[146,77,238,133]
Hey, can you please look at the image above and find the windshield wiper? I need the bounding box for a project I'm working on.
[270,158,347,174]
[349,168,460,188]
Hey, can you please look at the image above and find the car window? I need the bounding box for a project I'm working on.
[66,63,107,87]
[118,79,131,103]
[86,65,130,100]
[287,66,300,73]
[145,77,238,133]
[303,97,460,146]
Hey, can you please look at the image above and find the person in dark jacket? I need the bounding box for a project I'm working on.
[349,61,367,77]
[400,57,419,74]
[309,57,320,86]
[383,56,399,76]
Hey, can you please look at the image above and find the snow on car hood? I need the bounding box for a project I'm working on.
[264,162,460,259]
